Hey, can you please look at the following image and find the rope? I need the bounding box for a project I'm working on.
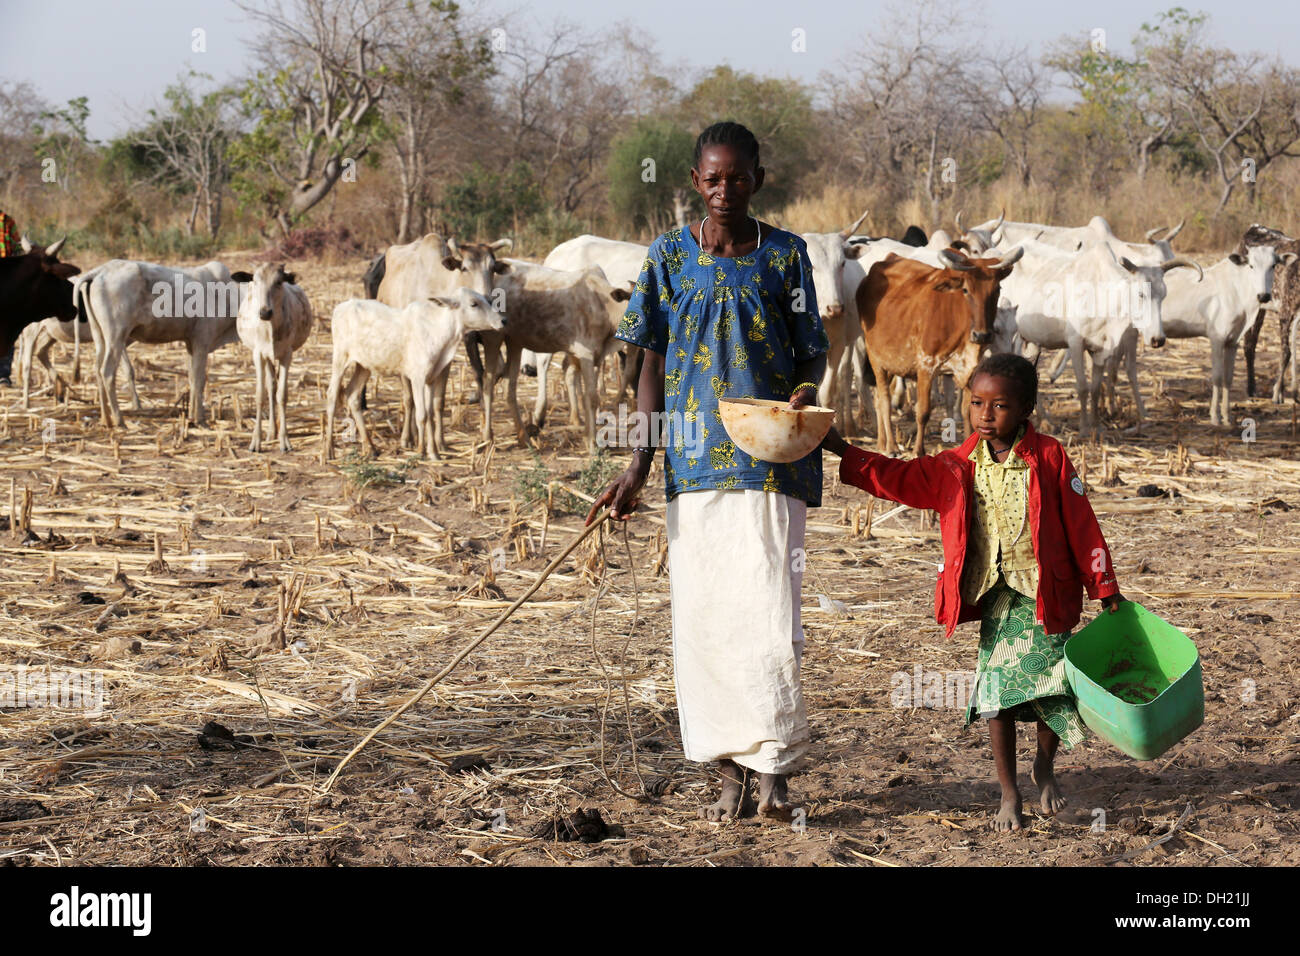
[321,509,611,792]
[589,520,649,800]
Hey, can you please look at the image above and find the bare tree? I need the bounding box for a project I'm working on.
[826,2,978,227]
[968,49,1046,187]
[233,0,390,234]
[493,21,635,214]
[129,73,238,238]
[376,1,493,242]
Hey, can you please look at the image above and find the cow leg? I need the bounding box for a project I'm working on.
[18,327,38,410]
[1290,316,1300,401]
[102,339,127,428]
[1123,336,1145,425]
[1208,338,1227,427]
[409,377,431,460]
[1222,340,1239,429]
[1272,314,1292,404]
[1243,307,1266,398]
[913,367,934,458]
[871,363,894,454]
[277,359,292,452]
[504,343,527,444]
[266,359,279,443]
[249,352,265,452]
[398,376,416,449]
[619,346,642,404]
[345,367,373,457]
[1067,340,1091,436]
[188,344,209,425]
[431,366,451,456]
[463,331,484,404]
[532,352,551,431]
[577,354,599,453]
[477,332,506,444]
[324,356,347,462]
[564,357,582,427]
[123,353,143,411]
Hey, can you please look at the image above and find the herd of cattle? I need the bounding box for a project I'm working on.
[1,212,1298,462]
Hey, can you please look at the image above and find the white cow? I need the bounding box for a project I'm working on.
[18,315,140,411]
[1149,245,1291,426]
[325,288,503,460]
[483,260,631,451]
[376,233,513,452]
[76,259,245,426]
[799,211,871,433]
[236,263,313,452]
[536,234,648,402]
[996,239,1200,432]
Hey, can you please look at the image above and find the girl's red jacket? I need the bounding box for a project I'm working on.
[838,420,1119,637]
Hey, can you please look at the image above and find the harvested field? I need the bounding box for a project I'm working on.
[1,256,1298,867]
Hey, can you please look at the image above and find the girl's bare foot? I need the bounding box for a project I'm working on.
[699,760,750,822]
[993,789,1023,831]
[756,773,797,822]
[1031,754,1067,814]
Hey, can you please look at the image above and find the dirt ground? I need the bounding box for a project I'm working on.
[1,256,1297,867]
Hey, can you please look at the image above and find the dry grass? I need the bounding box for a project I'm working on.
[1,255,1298,867]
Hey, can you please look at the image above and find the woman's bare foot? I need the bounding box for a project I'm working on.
[699,760,749,822]
[1031,754,1067,814]
[756,773,797,822]
[993,789,1023,831]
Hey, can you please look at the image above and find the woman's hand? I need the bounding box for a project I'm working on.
[1101,593,1126,614]
[821,425,848,457]
[586,456,650,524]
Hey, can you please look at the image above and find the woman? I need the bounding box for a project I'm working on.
[587,122,827,822]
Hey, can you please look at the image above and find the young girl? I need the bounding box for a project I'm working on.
[588,122,828,823]
[822,353,1124,831]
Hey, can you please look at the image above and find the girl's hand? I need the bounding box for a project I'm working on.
[821,425,848,457]
[587,459,649,524]
[1101,593,1126,614]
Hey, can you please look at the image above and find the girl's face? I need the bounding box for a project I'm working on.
[968,373,1031,448]
[690,144,764,227]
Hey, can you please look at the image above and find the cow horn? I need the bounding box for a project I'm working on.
[992,207,1005,232]
[446,237,462,259]
[1161,256,1203,282]
[1145,225,1168,242]
[955,209,965,232]
[991,245,1024,268]
[489,238,513,252]
[45,236,67,257]
[938,248,976,271]
[20,234,32,254]
[1164,219,1185,241]
[840,209,870,239]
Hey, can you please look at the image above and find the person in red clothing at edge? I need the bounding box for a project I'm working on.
[0,209,22,385]
[822,353,1124,832]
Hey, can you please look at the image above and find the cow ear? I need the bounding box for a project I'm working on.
[428,296,457,309]
[933,276,964,292]
[611,287,632,302]
[996,266,1015,281]
[1119,257,1140,274]
[231,271,254,283]
[282,272,297,285]
[845,242,867,259]
[442,256,462,272]
[1228,252,1246,266]
[493,260,511,274]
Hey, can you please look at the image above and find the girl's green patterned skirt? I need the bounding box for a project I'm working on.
[963,583,1088,748]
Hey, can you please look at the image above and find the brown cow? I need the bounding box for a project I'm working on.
[856,247,1022,457]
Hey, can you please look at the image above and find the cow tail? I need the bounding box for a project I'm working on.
[72,276,93,383]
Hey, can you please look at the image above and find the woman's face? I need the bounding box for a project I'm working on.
[690,144,764,227]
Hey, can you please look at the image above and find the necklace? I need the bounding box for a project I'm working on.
[700,215,761,255]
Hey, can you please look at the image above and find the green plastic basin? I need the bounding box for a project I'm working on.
[1063,601,1204,760]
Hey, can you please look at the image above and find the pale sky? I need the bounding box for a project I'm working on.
[3,0,1298,141]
